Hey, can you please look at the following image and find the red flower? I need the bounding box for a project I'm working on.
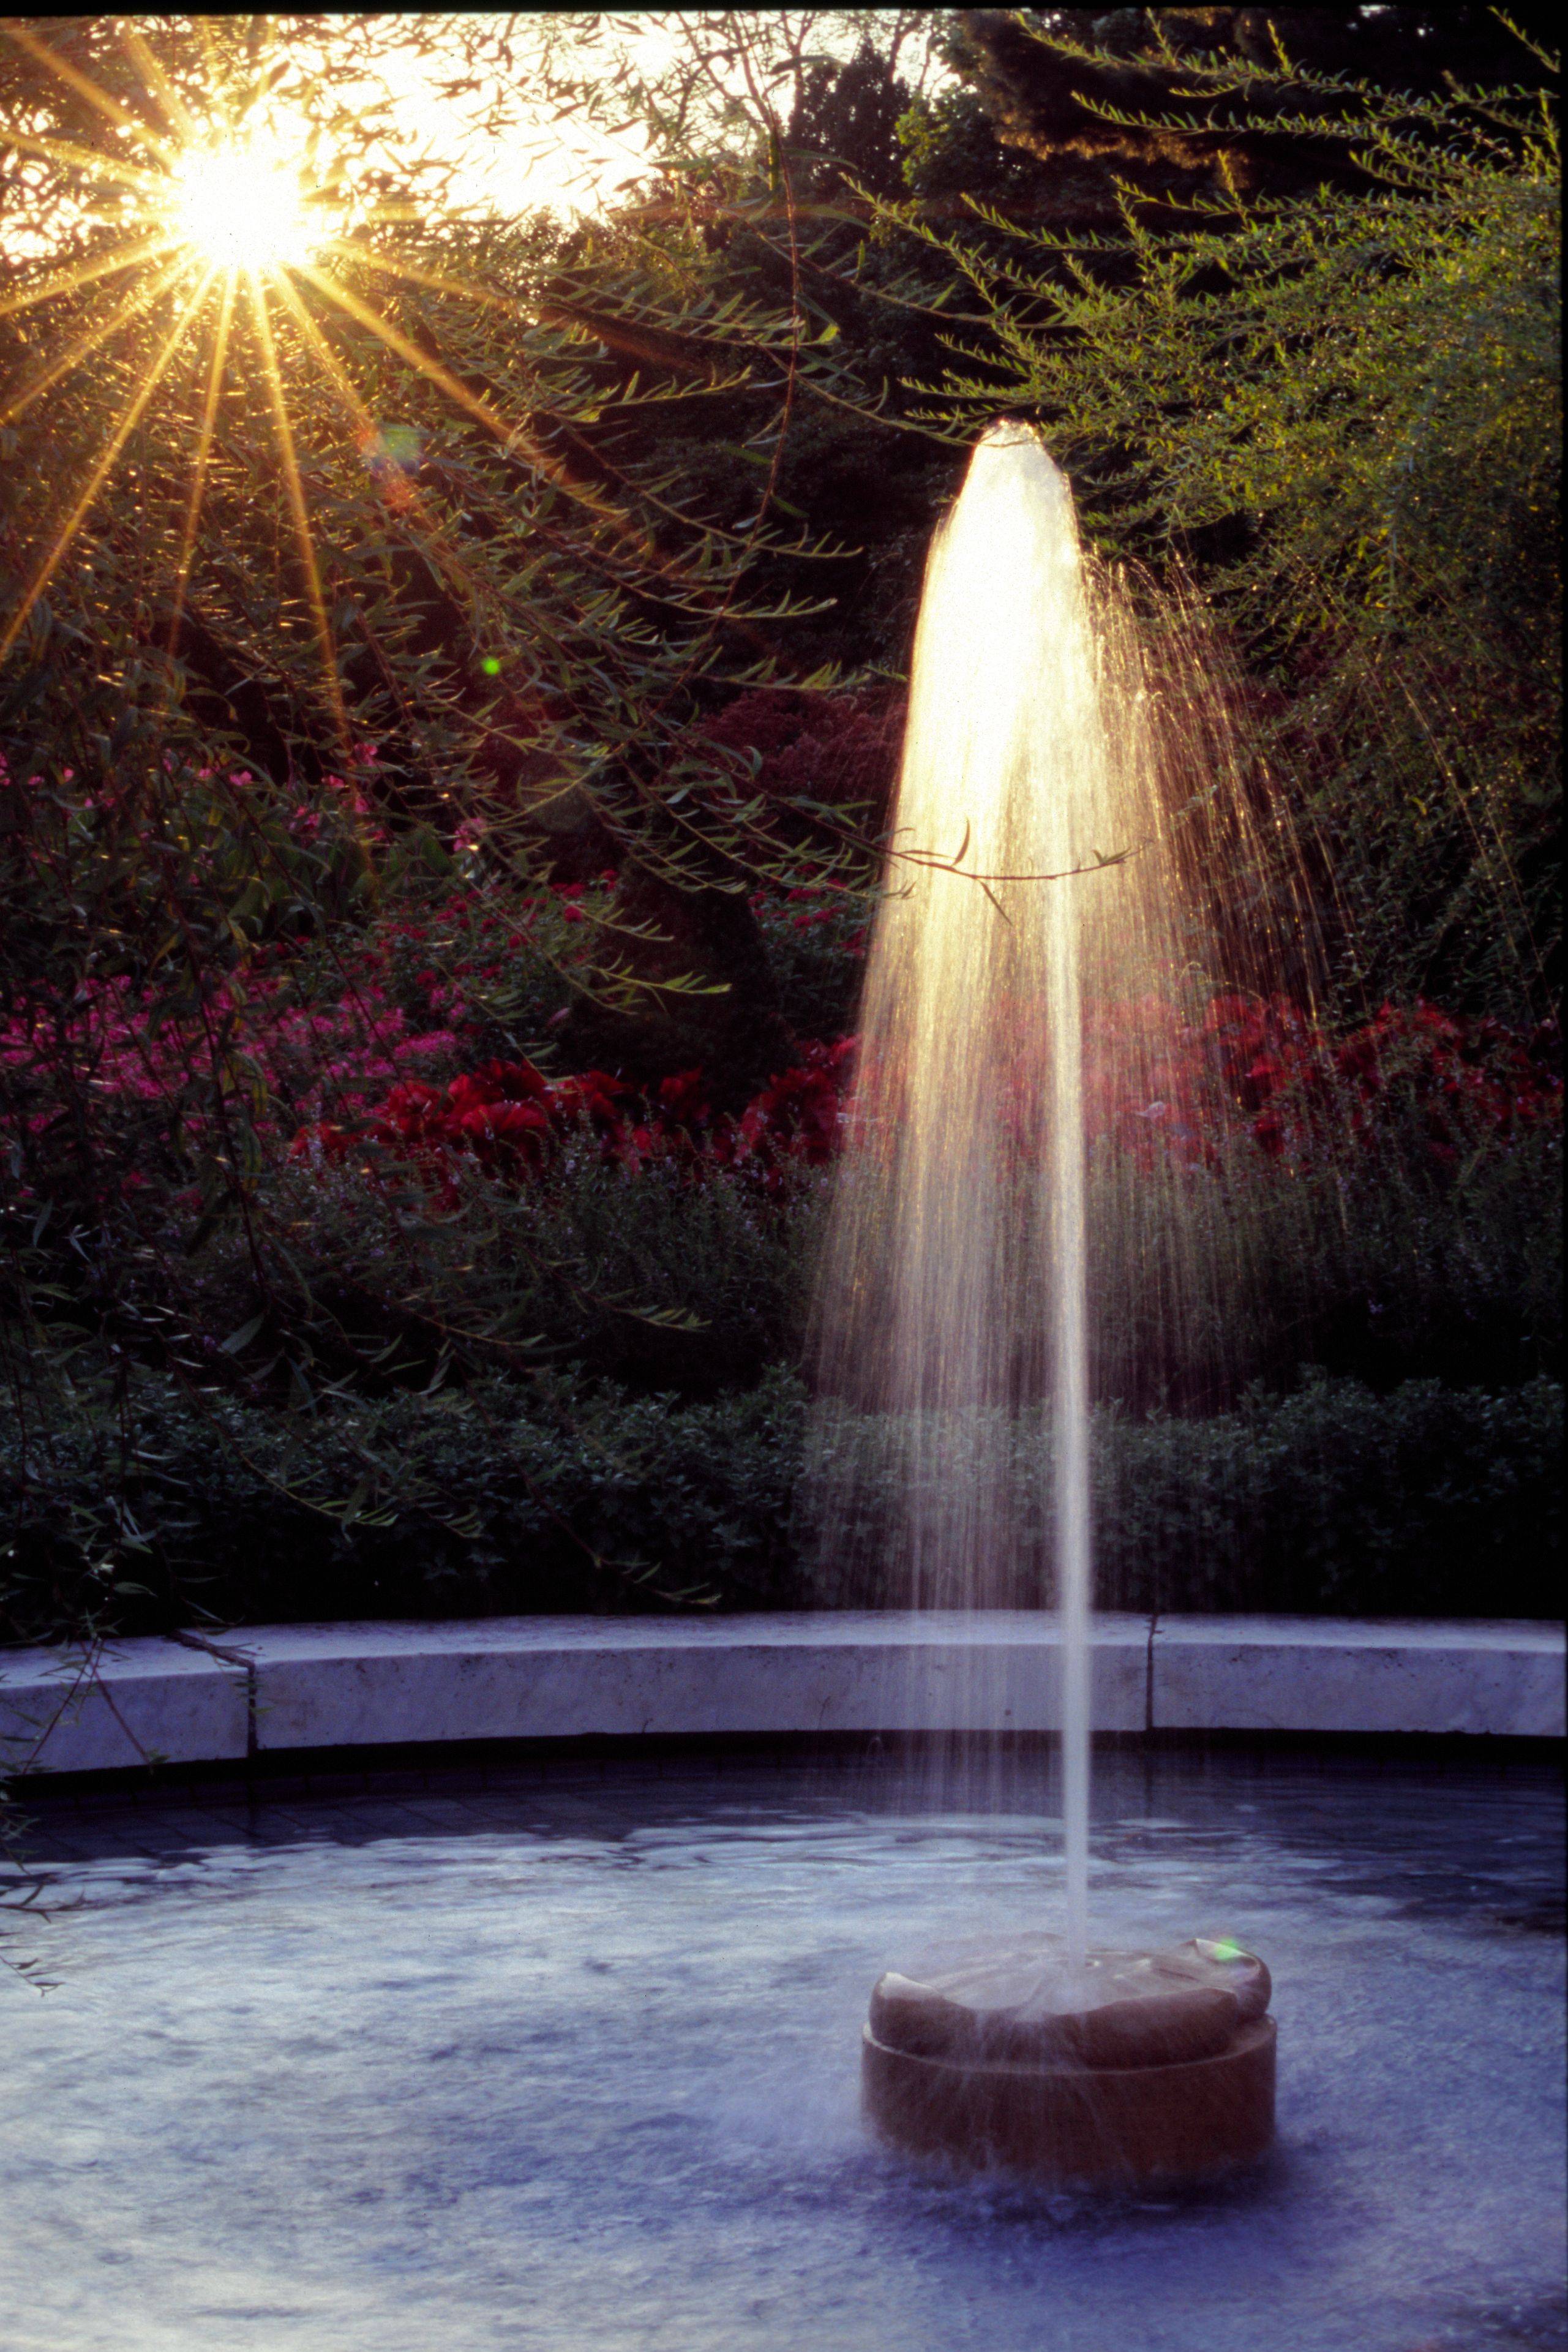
[482,1059,552,1103]
[659,1069,710,1125]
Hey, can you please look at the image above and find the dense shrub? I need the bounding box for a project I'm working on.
[1097,1377,1564,1620]
[2,1365,1557,1644]
[1081,997,1561,1405]
[253,1135,828,1400]
[0,1364,810,1639]
[751,887,869,1045]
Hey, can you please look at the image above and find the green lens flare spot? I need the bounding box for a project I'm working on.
[481,656,501,676]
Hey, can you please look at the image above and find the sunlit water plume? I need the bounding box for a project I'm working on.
[803,425,1317,1968]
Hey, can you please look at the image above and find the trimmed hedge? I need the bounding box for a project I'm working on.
[2,1366,1558,1642]
[1095,1377,1561,1618]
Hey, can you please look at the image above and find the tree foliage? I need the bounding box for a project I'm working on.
[883,28,1560,1007]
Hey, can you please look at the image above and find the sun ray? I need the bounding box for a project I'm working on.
[2,20,181,167]
[165,272,237,661]
[271,266,553,707]
[334,242,535,323]
[294,259,556,475]
[189,15,222,92]
[247,271,350,752]
[264,269,373,438]
[1,270,217,663]
[273,266,530,658]
[343,242,825,572]
[117,22,200,146]
[248,14,283,85]
[0,255,191,426]
[0,230,180,321]
[296,257,679,577]
[5,124,174,203]
[268,269,433,514]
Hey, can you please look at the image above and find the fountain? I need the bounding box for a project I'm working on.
[810,424,1277,2185]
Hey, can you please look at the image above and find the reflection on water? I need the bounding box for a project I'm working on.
[1,1746,1562,2352]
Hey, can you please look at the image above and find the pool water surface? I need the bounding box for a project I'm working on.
[1,1743,1562,2352]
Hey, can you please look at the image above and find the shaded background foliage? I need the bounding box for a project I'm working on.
[1,10,1559,1647]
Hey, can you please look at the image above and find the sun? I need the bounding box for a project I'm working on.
[169,137,323,276]
[0,16,648,701]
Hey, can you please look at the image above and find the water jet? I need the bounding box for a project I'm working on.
[820,425,1278,2184]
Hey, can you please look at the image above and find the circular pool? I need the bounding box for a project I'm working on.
[2,1744,1562,2352]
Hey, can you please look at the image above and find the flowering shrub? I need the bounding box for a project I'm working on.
[0,868,620,1204]
[700,686,904,814]
[750,882,869,1042]
[6,891,1552,1219]
[297,1037,857,1205]
[16,715,1538,1217]
[1091,993,1560,1171]
[0,967,460,1171]
[359,875,618,1051]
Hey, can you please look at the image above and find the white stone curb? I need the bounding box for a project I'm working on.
[1149,1616,1564,1738]
[1,1613,1561,1776]
[0,1637,250,1776]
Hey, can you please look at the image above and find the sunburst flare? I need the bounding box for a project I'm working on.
[0,18,571,710]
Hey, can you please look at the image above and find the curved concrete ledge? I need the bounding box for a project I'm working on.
[1,1612,1562,1777]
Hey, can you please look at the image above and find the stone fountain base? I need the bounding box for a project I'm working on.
[862,1937,1275,2189]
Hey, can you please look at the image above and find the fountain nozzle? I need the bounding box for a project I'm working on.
[863,1937,1276,2189]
